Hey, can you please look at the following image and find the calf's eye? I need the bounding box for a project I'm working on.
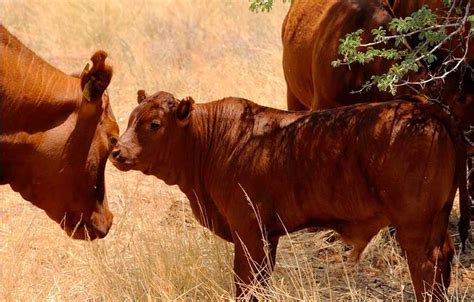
[150,122,161,131]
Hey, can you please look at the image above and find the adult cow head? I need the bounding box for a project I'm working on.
[0,27,119,240]
[53,51,119,240]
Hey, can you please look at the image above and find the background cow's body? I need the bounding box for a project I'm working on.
[282,0,399,110]
[282,0,474,112]
[112,92,469,300]
[0,25,119,239]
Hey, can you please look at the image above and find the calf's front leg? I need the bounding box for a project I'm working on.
[231,230,279,299]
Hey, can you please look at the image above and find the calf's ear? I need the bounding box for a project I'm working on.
[176,96,195,127]
[81,50,113,102]
[137,90,147,104]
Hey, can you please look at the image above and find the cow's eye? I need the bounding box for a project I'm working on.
[150,122,161,131]
[110,136,118,145]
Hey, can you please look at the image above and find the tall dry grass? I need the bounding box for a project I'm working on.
[0,0,473,300]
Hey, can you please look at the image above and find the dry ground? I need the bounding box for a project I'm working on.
[0,0,473,300]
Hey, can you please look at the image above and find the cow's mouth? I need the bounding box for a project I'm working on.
[110,157,135,172]
[62,220,96,240]
[109,148,138,172]
[62,218,109,240]
[60,180,112,241]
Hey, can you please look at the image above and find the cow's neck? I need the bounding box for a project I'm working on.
[0,25,82,134]
[172,99,306,200]
[0,26,103,201]
[158,101,240,198]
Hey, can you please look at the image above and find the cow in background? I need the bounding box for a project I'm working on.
[282,0,474,112]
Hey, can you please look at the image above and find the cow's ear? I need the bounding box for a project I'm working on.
[176,96,195,127]
[81,50,113,102]
[137,90,147,104]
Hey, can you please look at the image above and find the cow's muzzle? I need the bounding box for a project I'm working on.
[89,207,113,239]
[110,145,135,171]
[63,208,113,240]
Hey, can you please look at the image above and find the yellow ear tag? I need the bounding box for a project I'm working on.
[83,80,92,102]
[81,62,92,101]
[80,62,90,78]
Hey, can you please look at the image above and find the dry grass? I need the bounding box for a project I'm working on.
[0,0,473,300]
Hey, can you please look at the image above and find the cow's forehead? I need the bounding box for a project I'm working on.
[145,91,175,104]
[128,102,164,127]
[143,92,177,112]
[102,90,110,108]
[151,90,172,98]
[128,91,178,127]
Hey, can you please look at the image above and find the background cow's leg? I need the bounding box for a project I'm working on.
[435,232,454,289]
[468,156,474,220]
[286,88,309,111]
[232,231,279,299]
[465,128,474,220]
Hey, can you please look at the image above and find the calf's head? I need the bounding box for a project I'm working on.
[110,91,193,179]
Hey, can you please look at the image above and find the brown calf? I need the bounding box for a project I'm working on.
[111,91,469,300]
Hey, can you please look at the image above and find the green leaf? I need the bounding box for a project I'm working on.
[249,0,274,12]
[331,59,342,67]
[249,0,292,12]
[468,15,474,31]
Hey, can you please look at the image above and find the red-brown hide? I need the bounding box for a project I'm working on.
[282,0,474,242]
[112,91,468,300]
[282,0,474,120]
[0,25,119,240]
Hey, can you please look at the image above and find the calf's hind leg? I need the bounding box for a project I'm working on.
[396,225,454,301]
